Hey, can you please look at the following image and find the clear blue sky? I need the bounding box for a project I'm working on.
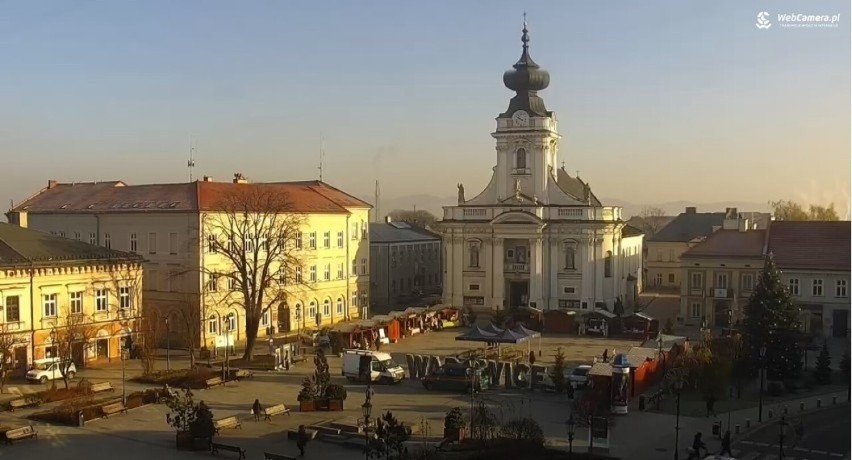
[1,1,849,212]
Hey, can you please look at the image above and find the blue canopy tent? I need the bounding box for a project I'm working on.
[490,328,530,344]
[512,324,543,356]
[481,323,504,335]
[454,326,498,342]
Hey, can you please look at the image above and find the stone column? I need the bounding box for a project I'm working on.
[594,236,604,306]
[491,237,505,310]
[451,235,464,307]
[442,235,453,303]
[549,235,560,310]
[529,237,544,308]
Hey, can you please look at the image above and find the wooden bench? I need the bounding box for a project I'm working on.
[4,425,38,444]
[8,398,40,411]
[233,369,253,380]
[264,452,296,460]
[205,376,225,388]
[90,382,114,393]
[101,401,128,418]
[211,442,246,460]
[213,416,242,434]
[262,403,291,421]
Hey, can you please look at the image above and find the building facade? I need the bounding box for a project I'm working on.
[647,207,771,289]
[369,218,441,310]
[0,223,143,370]
[434,24,643,313]
[7,176,371,349]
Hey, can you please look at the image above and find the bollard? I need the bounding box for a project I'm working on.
[745,419,751,429]
[768,409,774,419]
[817,399,822,408]
[800,402,805,412]
[832,396,837,405]
[735,424,740,435]
[783,405,788,415]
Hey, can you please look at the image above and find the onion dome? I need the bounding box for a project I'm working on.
[500,16,552,118]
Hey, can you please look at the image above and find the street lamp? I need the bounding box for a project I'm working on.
[121,347,128,405]
[778,415,787,459]
[565,413,575,456]
[361,399,373,460]
[758,345,767,422]
[657,334,665,374]
[163,317,171,372]
[673,379,684,460]
[465,364,479,436]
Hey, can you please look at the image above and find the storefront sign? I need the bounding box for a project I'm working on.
[463,296,484,306]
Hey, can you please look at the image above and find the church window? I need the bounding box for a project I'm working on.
[604,251,613,278]
[515,148,527,169]
[468,242,480,268]
[564,243,576,270]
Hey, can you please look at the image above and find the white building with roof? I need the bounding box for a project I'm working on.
[434,24,643,313]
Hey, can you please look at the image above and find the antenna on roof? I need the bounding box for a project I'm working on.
[374,180,380,223]
[187,136,197,182]
[318,135,325,182]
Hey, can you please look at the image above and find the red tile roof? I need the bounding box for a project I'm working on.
[681,229,767,259]
[12,179,370,215]
[767,221,850,272]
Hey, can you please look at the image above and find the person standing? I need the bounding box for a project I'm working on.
[297,424,309,456]
[602,348,609,363]
[719,430,733,456]
[706,394,717,417]
[252,399,263,422]
[365,383,375,403]
[529,350,536,366]
[687,432,706,460]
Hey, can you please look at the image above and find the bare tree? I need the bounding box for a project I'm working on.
[51,307,97,389]
[770,200,840,221]
[0,324,22,392]
[174,291,202,368]
[203,186,306,361]
[138,309,159,376]
[638,206,668,236]
[387,209,438,228]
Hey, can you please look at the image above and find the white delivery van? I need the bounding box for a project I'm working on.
[341,350,405,384]
[26,358,77,384]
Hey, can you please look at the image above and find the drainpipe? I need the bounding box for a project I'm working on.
[29,263,36,365]
[345,214,351,321]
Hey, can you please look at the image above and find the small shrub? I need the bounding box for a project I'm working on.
[324,383,347,401]
[500,418,545,449]
[189,401,215,439]
[297,377,317,402]
[444,407,465,432]
[814,341,832,385]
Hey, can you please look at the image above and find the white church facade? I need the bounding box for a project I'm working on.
[435,23,644,313]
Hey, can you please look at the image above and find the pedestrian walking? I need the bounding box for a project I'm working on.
[297,424,309,456]
[529,350,536,366]
[374,335,382,351]
[687,432,706,460]
[602,348,609,363]
[705,394,717,417]
[719,430,732,456]
[365,383,375,403]
[566,383,575,399]
[252,399,263,422]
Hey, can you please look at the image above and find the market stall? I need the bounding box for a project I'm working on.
[580,309,617,337]
[621,312,659,340]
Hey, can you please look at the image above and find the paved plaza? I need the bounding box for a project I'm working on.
[0,329,848,460]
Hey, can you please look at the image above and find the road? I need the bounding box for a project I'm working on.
[731,404,850,460]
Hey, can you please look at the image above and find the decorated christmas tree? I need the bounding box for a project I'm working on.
[742,252,803,379]
[814,341,832,385]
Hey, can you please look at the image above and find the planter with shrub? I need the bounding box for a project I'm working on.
[165,388,215,450]
[443,407,466,441]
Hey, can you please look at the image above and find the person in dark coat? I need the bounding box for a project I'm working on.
[720,430,733,456]
[602,348,609,363]
[687,432,706,460]
[706,394,717,417]
[297,424,309,456]
[529,351,536,366]
[252,399,262,422]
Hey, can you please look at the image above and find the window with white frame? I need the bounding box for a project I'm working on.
[169,232,178,254]
[352,222,358,240]
[690,272,703,290]
[361,221,367,240]
[309,265,317,282]
[360,292,368,307]
[207,234,217,253]
[352,259,357,275]
[295,267,303,283]
[836,279,848,298]
[336,297,344,314]
[337,263,344,280]
[4,295,21,322]
[323,299,331,316]
[130,233,137,252]
[690,302,701,318]
[74,232,81,241]
[96,289,109,312]
[243,234,254,252]
[119,286,132,309]
[261,310,269,327]
[148,232,157,254]
[226,312,236,332]
[812,279,824,296]
[741,273,754,292]
[789,278,800,295]
[228,274,237,290]
[70,291,83,315]
[337,231,344,248]
[208,273,219,292]
[352,291,358,309]
[360,258,367,275]
[323,264,331,281]
[323,232,330,249]
[308,301,317,318]
[716,273,729,289]
[309,232,316,250]
[89,232,97,245]
[208,315,219,334]
[654,273,663,285]
[43,293,57,317]
[104,232,112,249]
[227,236,236,252]
[515,148,527,169]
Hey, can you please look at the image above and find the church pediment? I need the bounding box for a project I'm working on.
[490,210,544,226]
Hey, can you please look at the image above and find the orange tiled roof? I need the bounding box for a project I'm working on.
[767,221,850,272]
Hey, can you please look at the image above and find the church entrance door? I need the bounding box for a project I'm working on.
[508,281,529,308]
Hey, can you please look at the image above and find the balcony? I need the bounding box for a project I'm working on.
[504,263,529,273]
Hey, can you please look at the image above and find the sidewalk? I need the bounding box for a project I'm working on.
[608,390,849,460]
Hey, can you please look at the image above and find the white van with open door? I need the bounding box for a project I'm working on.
[341,350,405,384]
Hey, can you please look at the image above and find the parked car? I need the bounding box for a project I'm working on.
[540,368,572,391]
[422,363,490,392]
[26,358,76,384]
[569,365,592,388]
[341,350,405,384]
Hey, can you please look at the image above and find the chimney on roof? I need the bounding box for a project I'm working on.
[723,208,741,230]
[685,207,697,214]
[385,216,392,224]
[48,180,58,189]
[202,176,214,182]
[233,173,248,184]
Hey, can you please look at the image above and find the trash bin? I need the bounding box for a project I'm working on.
[638,395,646,411]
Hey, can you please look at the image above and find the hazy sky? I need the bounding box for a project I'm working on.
[1,1,849,212]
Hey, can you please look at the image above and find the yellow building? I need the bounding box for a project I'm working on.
[7,175,371,350]
[0,223,143,371]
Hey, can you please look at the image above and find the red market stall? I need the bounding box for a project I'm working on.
[543,309,577,334]
[372,315,402,343]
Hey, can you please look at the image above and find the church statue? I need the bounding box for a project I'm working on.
[583,182,592,204]
[457,183,465,204]
[514,179,522,201]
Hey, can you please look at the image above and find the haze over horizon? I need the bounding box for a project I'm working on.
[1,1,849,216]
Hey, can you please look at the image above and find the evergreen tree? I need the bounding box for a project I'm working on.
[550,347,567,393]
[190,401,216,440]
[814,341,832,385]
[841,349,850,382]
[297,376,317,402]
[742,253,803,379]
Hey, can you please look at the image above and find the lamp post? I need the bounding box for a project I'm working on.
[758,345,767,422]
[164,317,171,372]
[565,413,575,457]
[778,415,787,459]
[362,399,373,460]
[49,330,56,359]
[121,348,128,405]
[465,364,479,437]
[657,334,665,374]
[673,379,684,460]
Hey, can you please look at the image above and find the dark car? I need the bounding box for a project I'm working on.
[422,364,490,392]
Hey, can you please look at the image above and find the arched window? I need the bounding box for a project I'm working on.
[323,298,331,316]
[294,303,303,321]
[336,297,344,314]
[207,314,219,335]
[604,250,613,278]
[225,312,237,332]
[261,309,269,327]
[308,300,317,318]
[468,242,480,268]
[516,148,527,169]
